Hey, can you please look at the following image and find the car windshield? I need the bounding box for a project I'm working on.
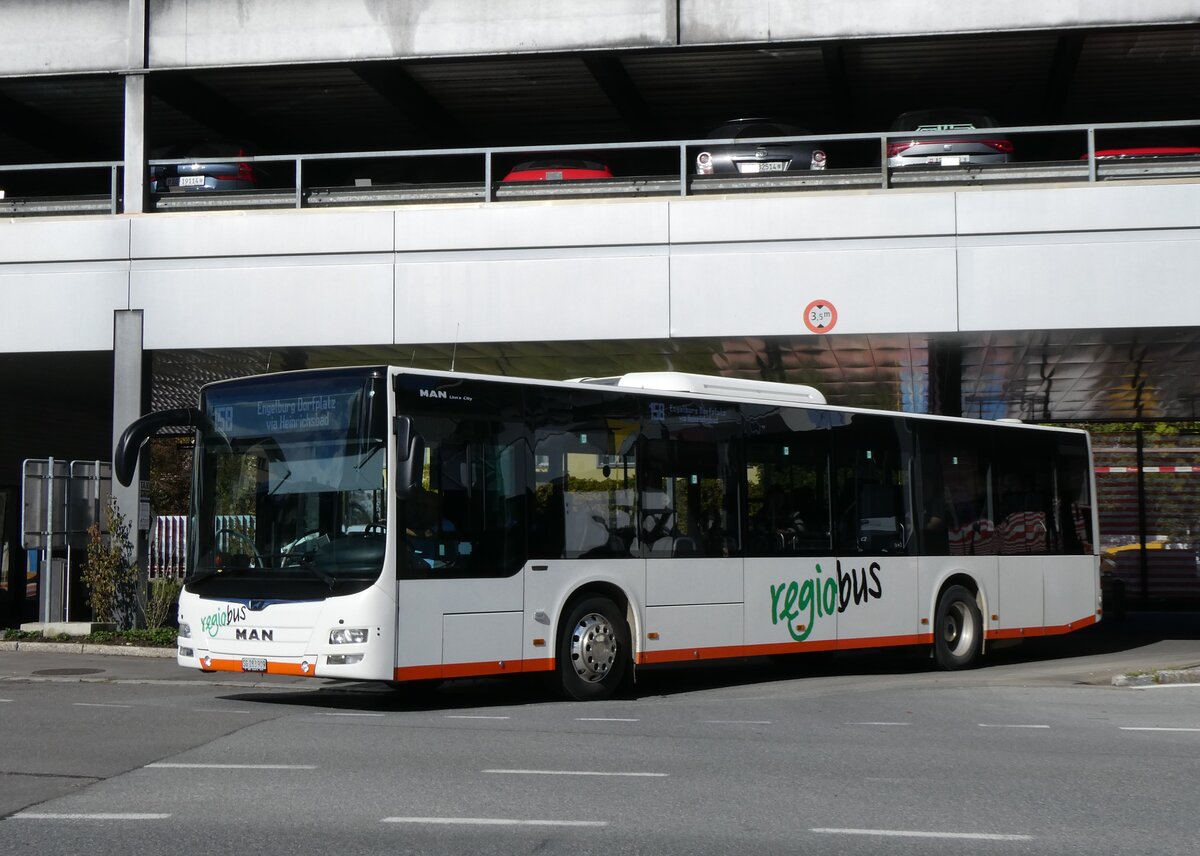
[190,369,388,595]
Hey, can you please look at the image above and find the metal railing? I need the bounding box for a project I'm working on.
[2,119,1198,217]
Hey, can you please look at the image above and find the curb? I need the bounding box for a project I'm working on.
[0,640,175,658]
[1112,668,1200,687]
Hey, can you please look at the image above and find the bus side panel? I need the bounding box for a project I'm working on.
[836,556,922,649]
[642,603,743,662]
[997,556,1044,634]
[919,556,998,641]
[396,575,523,678]
[1043,554,1099,630]
[744,557,838,653]
[520,558,646,671]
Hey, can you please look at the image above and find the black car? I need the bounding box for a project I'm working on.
[694,119,827,175]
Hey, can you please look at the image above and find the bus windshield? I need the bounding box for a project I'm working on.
[190,369,388,596]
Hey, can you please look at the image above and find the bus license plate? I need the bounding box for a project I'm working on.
[241,657,267,672]
[178,176,206,187]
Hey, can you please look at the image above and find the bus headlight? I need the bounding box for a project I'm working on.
[329,628,368,645]
[178,622,192,639]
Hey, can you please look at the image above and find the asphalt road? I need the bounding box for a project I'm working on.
[2,613,1199,856]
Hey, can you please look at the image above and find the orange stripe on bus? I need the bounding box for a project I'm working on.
[986,613,1097,640]
[205,658,314,677]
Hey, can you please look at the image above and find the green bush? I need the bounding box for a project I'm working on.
[140,578,182,630]
[81,500,140,629]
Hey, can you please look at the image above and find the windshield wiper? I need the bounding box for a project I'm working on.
[289,552,337,589]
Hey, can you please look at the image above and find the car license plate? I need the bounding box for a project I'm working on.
[241,657,267,672]
[178,176,206,187]
[931,156,962,166]
[738,161,786,174]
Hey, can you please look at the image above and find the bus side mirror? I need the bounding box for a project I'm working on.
[394,416,424,500]
[115,408,207,487]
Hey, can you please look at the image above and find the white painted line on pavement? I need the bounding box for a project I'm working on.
[847,721,911,726]
[383,817,606,828]
[483,769,667,778]
[194,708,259,714]
[446,715,511,720]
[73,703,132,709]
[317,712,385,717]
[813,828,1032,841]
[1120,726,1200,732]
[147,763,317,769]
[701,719,772,725]
[0,698,12,702]
[978,724,1050,729]
[575,717,639,722]
[14,813,171,821]
[1130,683,1200,690]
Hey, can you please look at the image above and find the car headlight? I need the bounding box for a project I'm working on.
[695,152,714,175]
[178,622,192,639]
[811,150,827,170]
[329,627,369,645]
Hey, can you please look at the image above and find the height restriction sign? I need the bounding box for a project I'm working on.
[803,299,838,334]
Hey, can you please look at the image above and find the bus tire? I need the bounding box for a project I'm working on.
[557,596,630,701]
[933,584,983,670]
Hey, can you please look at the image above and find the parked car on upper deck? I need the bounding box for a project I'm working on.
[149,142,264,193]
[694,118,827,175]
[501,159,613,182]
[886,109,1014,168]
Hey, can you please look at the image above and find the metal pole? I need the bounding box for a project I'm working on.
[679,144,687,197]
[1136,427,1149,599]
[43,457,54,623]
[295,157,303,209]
[484,152,493,202]
[1086,127,1097,183]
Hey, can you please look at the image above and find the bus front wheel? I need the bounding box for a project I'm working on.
[557,596,630,701]
[933,585,983,670]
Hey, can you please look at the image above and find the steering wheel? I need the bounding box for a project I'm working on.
[215,527,264,568]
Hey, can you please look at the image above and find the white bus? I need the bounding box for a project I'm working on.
[115,367,1100,700]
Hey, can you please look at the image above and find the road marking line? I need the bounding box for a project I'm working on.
[382,817,606,827]
[812,828,1032,841]
[1120,726,1200,732]
[317,712,385,717]
[483,769,667,778]
[847,721,911,726]
[978,724,1050,729]
[701,720,772,725]
[73,703,132,709]
[147,763,317,769]
[0,698,12,702]
[575,717,639,722]
[1130,684,1200,690]
[446,715,511,720]
[14,813,171,821]
[194,708,259,714]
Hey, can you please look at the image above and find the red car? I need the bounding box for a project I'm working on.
[1083,146,1200,160]
[502,159,613,182]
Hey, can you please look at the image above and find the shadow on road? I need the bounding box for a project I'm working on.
[218,609,1200,713]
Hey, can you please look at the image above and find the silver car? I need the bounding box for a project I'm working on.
[886,109,1014,168]
[694,119,827,175]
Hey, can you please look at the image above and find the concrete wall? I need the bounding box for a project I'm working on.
[2,182,1199,353]
[2,0,1197,75]
[680,1,1200,44]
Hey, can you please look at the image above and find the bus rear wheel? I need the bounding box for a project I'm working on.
[557,596,630,701]
[933,585,983,670]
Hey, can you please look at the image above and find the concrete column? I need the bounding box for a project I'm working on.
[112,310,148,601]
[123,0,148,214]
[123,73,147,215]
